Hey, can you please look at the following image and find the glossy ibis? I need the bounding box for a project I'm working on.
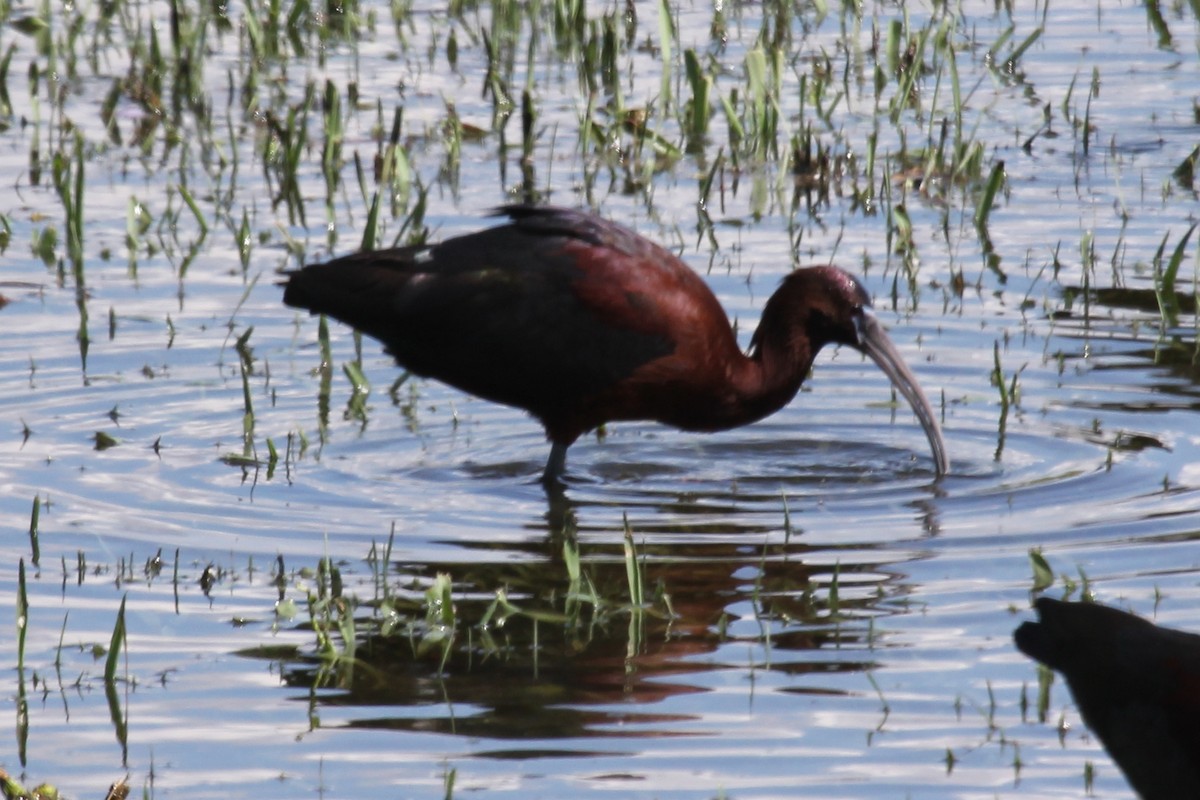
[1015,597,1200,798]
[282,206,948,482]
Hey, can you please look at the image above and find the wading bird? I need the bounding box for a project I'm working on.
[282,206,948,483]
[1015,597,1200,798]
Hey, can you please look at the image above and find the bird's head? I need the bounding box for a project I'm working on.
[755,266,948,477]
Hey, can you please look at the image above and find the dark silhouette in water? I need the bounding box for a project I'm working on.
[1014,597,1200,799]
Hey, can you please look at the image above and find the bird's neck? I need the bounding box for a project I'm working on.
[723,335,817,428]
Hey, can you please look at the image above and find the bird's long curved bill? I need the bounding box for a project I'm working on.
[857,312,949,477]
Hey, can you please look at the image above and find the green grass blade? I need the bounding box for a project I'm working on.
[622,514,643,608]
[177,182,209,238]
[1161,223,1197,296]
[1029,548,1054,592]
[655,0,675,110]
[361,190,381,252]
[104,594,127,686]
[17,558,28,672]
[974,160,1006,230]
[1005,27,1042,70]
[28,495,40,567]
[1154,223,1197,329]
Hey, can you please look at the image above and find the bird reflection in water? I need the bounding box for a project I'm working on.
[260,526,897,745]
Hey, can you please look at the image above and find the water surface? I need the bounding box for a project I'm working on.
[1,0,1199,796]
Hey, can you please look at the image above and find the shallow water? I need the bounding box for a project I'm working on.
[1,0,1199,797]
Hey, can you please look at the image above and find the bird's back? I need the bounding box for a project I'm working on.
[282,207,732,441]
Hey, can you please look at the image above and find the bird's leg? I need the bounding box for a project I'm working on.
[541,441,569,486]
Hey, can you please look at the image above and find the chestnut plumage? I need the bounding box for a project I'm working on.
[282,206,948,482]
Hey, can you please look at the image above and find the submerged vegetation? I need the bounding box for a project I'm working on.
[1,0,1199,796]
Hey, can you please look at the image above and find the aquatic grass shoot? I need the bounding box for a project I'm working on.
[654,0,675,109]
[316,313,333,441]
[236,208,253,273]
[974,160,1006,231]
[1028,548,1054,593]
[28,495,40,566]
[1077,229,1095,324]
[236,326,256,454]
[51,131,86,279]
[991,341,1023,461]
[265,97,311,226]
[321,78,344,223]
[17,559,28,673]
[1152,223,1197,330]
[176,182,209,240]
[622,514,644,609]
[93,430,119,450]
[827,561,840,616]
[378,106,413,217]
[1172,144,1199,192]
[975,159,1007,274]
[1081,67,1100,158]
[421,572,456,675]
[683,49,712,152]
[885,15,934,124]
[104,595,127,688]
[986,23,1043,80]
[0,42,14,119]
[623,515,647,656]
[741,45,783,161]
[102,594,130,760]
